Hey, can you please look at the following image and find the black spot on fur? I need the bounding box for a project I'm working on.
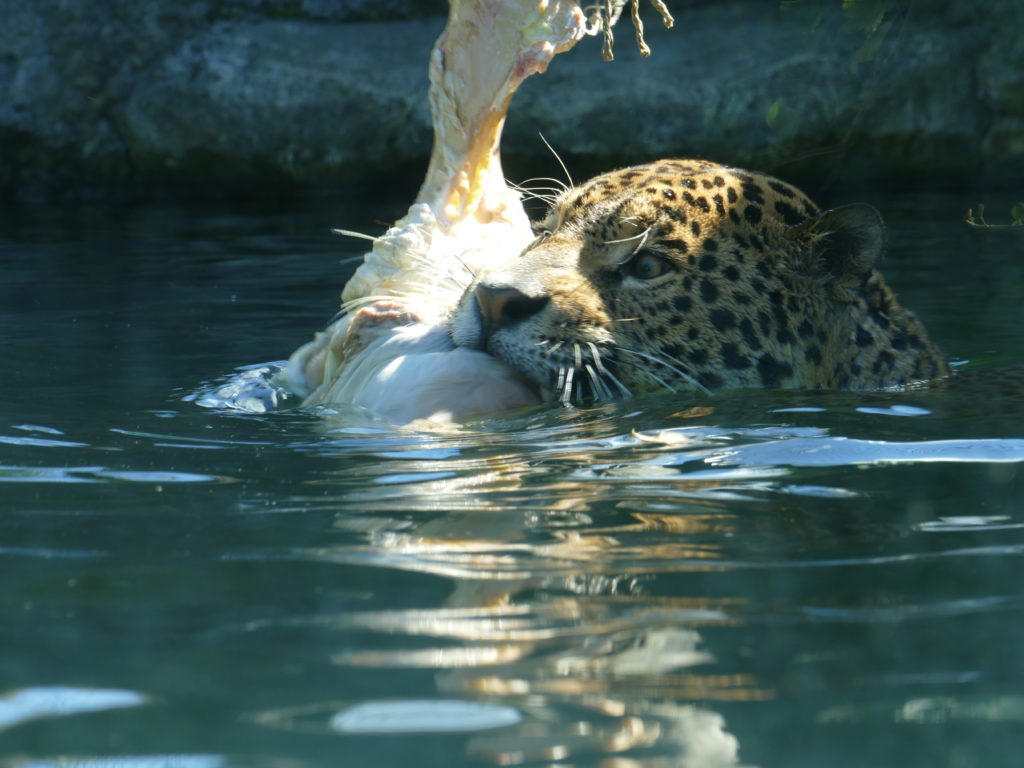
[728,209,741,224]
[698,253,718,272]
[673,295,693,312]
[741,182,765,204]
[855,327,872,347]
[739,318,762,351]
[688,348,708,365]
[798,319,814,339]
[687,326,700,340]
[772,305,790,335]
[694,196,711,213]
[700,278,719,303]
[721,343,752,369]
[714,176,726,187]
[748,234,766,252]
[768,180,796,198]
[872,350,896,375]
[723,265,741,282]
[757,355,793,387]
[743,205,763,225]
[691,221,701,238]
[683,178,696,189]
[662,188,676,201]
[727,187,738,204]
[703,237,719,252]
[774,200,806,226]
[732,290,752,305]
[663,206,688,224]
[709,308,736,330]
[701,179,714,189]
[713,194,725,215]
[751,278,766,294]
[660,238,688,253]
[805,345,822,365]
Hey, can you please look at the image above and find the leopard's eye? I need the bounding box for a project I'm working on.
[624,251,670,280]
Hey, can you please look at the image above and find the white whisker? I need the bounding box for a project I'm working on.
[604,227,651,258]
[331,228,379,242]
[638,366,678,393]
[586,342,608,374]
[561,365,575,404]
[539,132,575,189]
[615,346,711,395]
[518,176,571,192]
[583,363,612,399]
[601,365,633,398]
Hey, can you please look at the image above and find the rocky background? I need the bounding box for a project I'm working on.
[1,0,1021,202]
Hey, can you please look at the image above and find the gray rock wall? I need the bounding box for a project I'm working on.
[1,0,1020,201]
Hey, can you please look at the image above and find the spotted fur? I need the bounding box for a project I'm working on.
[450,159,949,400]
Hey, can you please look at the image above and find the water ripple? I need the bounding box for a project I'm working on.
[0,686,145,731]
[0,465,233,484]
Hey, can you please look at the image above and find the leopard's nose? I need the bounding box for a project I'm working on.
[475,283,549,337]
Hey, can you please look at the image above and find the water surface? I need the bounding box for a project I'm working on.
[1,187,1023,768]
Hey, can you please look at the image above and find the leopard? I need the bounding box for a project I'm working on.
[449,158,950,402]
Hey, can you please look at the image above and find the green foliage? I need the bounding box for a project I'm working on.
[964,203,1024,229]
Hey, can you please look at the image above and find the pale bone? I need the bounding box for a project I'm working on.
[277,1,672,424]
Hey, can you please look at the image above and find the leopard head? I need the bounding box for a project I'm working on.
[450,159,949,402]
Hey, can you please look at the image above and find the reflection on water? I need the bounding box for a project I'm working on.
[1,195,1023,767]
[0,687,146,731]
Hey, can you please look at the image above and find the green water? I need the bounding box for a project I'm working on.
[1,187,1023,768]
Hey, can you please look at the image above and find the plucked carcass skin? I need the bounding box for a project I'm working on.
[276,1,588,424]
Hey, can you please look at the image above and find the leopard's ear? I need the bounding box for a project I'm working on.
[792,204,885,282]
